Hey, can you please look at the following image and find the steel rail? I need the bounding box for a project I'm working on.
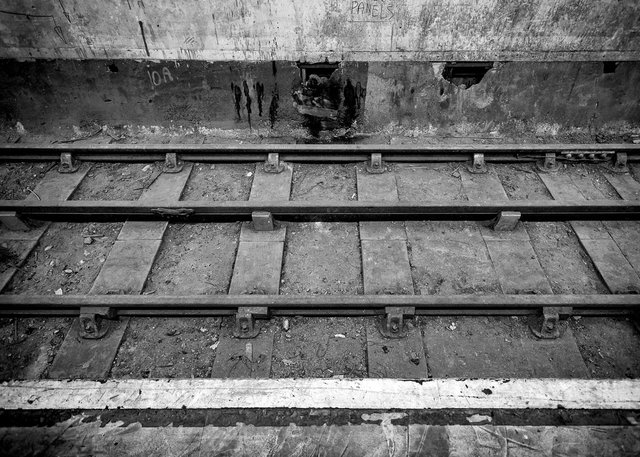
[0,295,637,317]
[0,143,638,162]
[2,199,639,221]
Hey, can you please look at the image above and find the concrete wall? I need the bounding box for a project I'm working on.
[365,61,640,138]
[1,0,639,61]
[1,59,638,140]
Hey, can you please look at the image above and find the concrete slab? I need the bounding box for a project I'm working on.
[484,240,553,294]
[406,221,501,295]
[396,164,465,202]
[359,221,406,241]
[117,220,167,241]
[366,321,428,379]
[361,240,414,295]
[538,172,584,200]
[2,422,637,457]
[199,423,408,457]
[3,378,639,410]
[89,239,162,294]
[356,170,398,201]
[249,163,293,201]
[460,169,508,201]
[139,163,193,201]
[228,241,284,294]
[423,317,589,378]
[570,174,608,200]
[605,173,640,200]
[540,171,639,292]
[48,319,129,380]
[604,221,640,275]
[580,239,640,293]
[211,329,275,378]
[29,165,89,200]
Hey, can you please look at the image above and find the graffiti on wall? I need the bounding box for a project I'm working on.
[349,0,394,22]
[147,67,174,87]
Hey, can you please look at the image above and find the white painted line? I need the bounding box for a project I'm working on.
[1,378,639,411]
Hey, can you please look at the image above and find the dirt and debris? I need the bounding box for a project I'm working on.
[0,317,71,380]
[0,162,54,200]
[5,222,121,295]
[182,163,254,200]
[271,317,368,378]
[111,318,221,378]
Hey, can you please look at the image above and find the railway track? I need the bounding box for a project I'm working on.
[1,143,639,455]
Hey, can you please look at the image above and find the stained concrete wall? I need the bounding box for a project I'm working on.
[1,59,638,140]
[0,0,639,61]
[0,60,370,136]
[365,61,640,138]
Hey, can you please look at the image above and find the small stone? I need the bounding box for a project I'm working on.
[334,333,346,338]
[142,164,152,172]
[283,319,290,331]
[285,332,292,339]
[44,245,53,251]
[84,250,90,256]
[409,352,420,365]
[246,172,253,177]
[63,269,73,274]
[467,414,492,424]
[200,327,208,333]
[83,237,93,245]
[54,288,63,295]
[448,322,457,331]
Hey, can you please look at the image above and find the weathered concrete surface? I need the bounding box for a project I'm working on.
[1,59,638,139]
[0,0,639,61]
[1,419,639,457]
[365,61,640,135]
[0,59,369,136]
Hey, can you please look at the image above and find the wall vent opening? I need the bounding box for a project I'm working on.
[297,62,340,82]
[442,62,493,88]
[603,61,618,74]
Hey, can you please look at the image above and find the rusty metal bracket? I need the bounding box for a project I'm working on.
[150,207,195,218]
[604,152,628,173]
[252,211,274,231]
[264,153,285,173]
[537,153,560,173]
[530,306,572,339]
[58,152,79,173]
[234,306,269,338]
[380,306,415,338]
[467,153,487,174]
[491,211,521,231]
[79,306,116,339]
[366,153,385,174]
[163,152,184,173]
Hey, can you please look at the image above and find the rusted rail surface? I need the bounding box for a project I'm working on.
[0,294,638,317]
[0,143,639,162]
[2,199,639,221]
